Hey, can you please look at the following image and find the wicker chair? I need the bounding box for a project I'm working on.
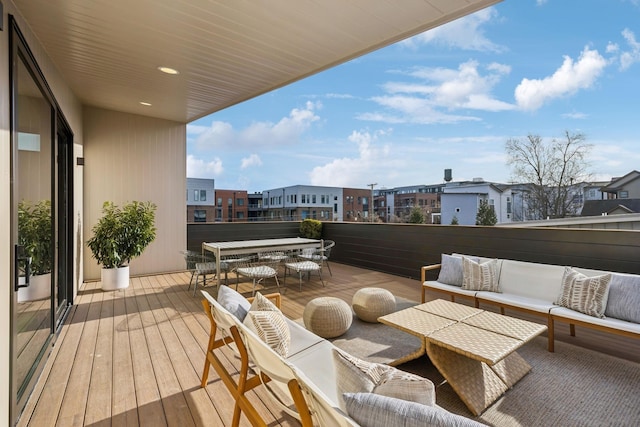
[284,256,324,291]
[234,253,282,296]
[300,240,334,276]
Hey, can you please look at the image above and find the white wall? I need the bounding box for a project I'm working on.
[83,107,187,279]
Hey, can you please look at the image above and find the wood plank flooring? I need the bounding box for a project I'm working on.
[17,262,640,426]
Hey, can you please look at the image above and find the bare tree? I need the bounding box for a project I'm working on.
[506,131,591,219]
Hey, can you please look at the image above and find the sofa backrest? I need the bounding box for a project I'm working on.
[498,259,566,300]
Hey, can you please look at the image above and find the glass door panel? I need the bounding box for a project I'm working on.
[14,52,54,410]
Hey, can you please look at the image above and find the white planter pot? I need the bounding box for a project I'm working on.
[101,266,130,291]
[17,273,52,302]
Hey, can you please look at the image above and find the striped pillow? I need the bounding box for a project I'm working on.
[461,257,500,292]
[555,267,612,318]
[243,292,291,357]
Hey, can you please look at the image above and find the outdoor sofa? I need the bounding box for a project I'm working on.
[200,286,486,427]
[421,254,640,352]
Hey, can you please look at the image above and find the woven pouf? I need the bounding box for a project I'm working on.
[303,297,353,338]
[352,287,396,323]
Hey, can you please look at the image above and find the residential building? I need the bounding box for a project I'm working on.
[376,184,444,223]
[262,185,343,221]
[441,179,510,225]
[247,193,265,221]
[344,188,371,222]
[601,170,640,199]
[215,190,248,222]
[186,178,215,223]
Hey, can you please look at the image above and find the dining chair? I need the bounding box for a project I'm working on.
[283,256,324,291]
[234,253,282,296]
[300,240,334,276]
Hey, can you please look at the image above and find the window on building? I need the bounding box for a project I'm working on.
[312,194,316,203]
[199,190,206,201]
[301,194,306,203]
[186,190,188,201]
[194,190,200,201]
[194,210,206,222]
[236,198,244,206]
[620,191,629,199]
[236,212,244,219]
[357,197,362,205]
[217,197,222,206]
[507,197,512,214]
[227,198,232,206]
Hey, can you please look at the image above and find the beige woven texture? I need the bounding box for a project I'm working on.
[462,310,547,342]
[378,308,455,337]
[352,287,396,323]
[303,297,352,338]
[414,299,482,321]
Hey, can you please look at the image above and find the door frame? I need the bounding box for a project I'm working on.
[9,15,74,423]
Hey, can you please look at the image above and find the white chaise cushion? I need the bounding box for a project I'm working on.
[555,267,612,318]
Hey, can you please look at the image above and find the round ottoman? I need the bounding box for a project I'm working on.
[352,287,396,323]
[303,297,353,338]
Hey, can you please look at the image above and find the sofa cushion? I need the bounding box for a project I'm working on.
[604,273,640,323]
[555,267,611,318]
[343,392,486,427]
[243,292,291,357]
[437,254,477,287]
[332,349,435,410]
[217,284,251,321]
[462,258,500,292]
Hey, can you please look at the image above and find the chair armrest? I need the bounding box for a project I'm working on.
[420,264,442,282]
[247,292,282,308]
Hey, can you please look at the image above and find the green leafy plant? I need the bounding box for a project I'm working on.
[18,200,52,275]
[87,201,157,269]
[476,199,498,226]
[299,218,322,239]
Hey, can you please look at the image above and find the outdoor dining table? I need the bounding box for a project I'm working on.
[202,237,323,287]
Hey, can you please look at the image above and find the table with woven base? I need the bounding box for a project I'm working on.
[303,297,353,338]
[352,287,396,323]
[379,299,547,416]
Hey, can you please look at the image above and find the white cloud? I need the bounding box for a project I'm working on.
[308,130,393,187]
[360,60,513,124]
[514,46,607,111]
[401,8,505,53]
[187,154,223,178]
[240,154,262,169]
[562,112,588,119]
[619,28,640,70]
[194,101,320,150]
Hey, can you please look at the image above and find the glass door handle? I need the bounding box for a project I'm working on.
[14,245,31,291]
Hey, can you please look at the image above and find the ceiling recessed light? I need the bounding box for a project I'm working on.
[140,101,152,106]
[157,66,179,75]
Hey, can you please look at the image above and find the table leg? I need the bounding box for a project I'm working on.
[387,338,427,367]
[426,343,531,416]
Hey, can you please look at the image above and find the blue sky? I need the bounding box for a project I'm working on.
[187,0,640,193]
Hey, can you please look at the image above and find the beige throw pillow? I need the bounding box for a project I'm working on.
[555,267,612,318]
[461,257,500,292]
[243,292,291,357]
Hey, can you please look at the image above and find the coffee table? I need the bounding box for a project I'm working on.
[379,299,547,415]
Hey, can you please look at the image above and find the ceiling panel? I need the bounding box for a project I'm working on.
[14,0,501,123]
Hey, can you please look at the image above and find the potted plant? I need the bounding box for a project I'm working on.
[17,200,52,301]
[87,201,157,291]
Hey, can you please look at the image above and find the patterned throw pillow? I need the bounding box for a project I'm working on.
[461,257,500,292]
[555,267,612,318]
[332,349,435,410]
[242,292,291,357]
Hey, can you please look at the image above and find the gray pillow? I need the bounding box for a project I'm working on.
[604,273,640,323]
[343,392,486,427]
[437,254,469,287]
[216,284,251,321]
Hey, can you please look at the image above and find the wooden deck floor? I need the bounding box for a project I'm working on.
[18,262,640,426]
